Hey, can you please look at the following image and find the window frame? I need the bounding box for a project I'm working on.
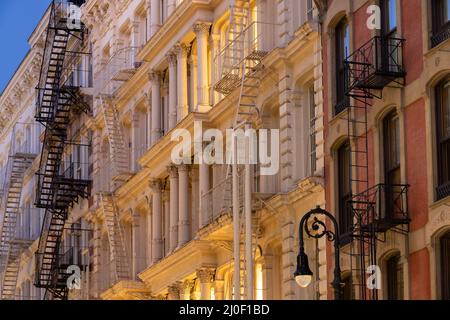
[439,231,450,300]
[334,18,350,115]
[435,78,450,200]
[431,0,450,47]
[337,141,352,241]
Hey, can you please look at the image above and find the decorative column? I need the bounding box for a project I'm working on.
[189,53,198,112]
[175,43,190,121]
[166,51,178,130]
[191,166,199,233]
[178,165,190,246]
[131,210,141,280]
[130,20,141,60]
[168,282,181,300]
[150,0,161,36]
[199,161,210,228]
[193,22,212,112]
[150,179,163,264]
[145,0,151,40]
[210,33,221,106]
[131,110,140,172]
[149,70,162,145]
[197,268,216,300]
[168,166,179,252]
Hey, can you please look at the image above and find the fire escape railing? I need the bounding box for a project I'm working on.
[342,35,408,300]
[34,0,91,301]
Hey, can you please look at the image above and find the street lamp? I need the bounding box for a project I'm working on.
[294,206,343,300]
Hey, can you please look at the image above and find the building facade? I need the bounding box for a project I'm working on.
[0,0,449,301]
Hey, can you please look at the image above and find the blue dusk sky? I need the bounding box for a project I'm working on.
[0,0,52,94]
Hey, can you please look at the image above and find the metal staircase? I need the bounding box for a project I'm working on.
[0,124,39,299]
[99,193,130,283]
[343,36,409,300]
[213,0,276,300]
[34,0,91,300]
[99,97,131,181]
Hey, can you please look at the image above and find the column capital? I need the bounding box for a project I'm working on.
[181,279,195,292]
[193,21,212,36]
[166,51,178,66]
[167,165,179,178]
[150,179,162,192]
[148,70,161,83]
[177,164,190,173]
[168,282,181,299]
[174,42,190,58]
[196,267,216,284]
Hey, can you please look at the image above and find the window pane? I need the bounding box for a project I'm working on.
[446,0,450,22]
[441,232,450,299]
[388,0,397,31]
[443,82,450,139]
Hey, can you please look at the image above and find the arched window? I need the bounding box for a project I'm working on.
[385,253,404,300]
[435,78,450,200]
[439,230,450,299]
[337,141,352,240]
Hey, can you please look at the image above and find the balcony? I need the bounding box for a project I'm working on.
[214,22,276,95]
[351,183,410,234]
[432,21,450,48]
[96,46,142,98]
[345,36,406,99]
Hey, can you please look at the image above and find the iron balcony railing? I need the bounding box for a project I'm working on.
[95,46,143,99]
[350,183,410,234]
[345,36,406,95]
[214,21,278,95]
[432,20,450,48]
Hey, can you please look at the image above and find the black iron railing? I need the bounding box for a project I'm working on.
[437,181,450,200]
[345,36,406,94]
[432,21,450,48]
[350,183,410,233]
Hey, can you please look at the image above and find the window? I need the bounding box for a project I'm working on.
[342,274,352,300]
[381,0,397,37]
[337,141,352,239]
[335,19,350,115]
[432,0,450,47]
[385,253,404,300]
[383,111,401,218]
[309,86,317,175]
[440,231,450,299]
[435,78,450,200]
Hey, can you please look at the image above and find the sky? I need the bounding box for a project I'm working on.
[0,0,52,94]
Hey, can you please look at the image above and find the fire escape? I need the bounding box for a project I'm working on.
[0,125,40,299]
[34,0,91,300]
[343,36,409,300]
[214,0,273,299]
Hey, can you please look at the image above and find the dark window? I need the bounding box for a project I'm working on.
[381,0,397,37]
[386,253,404,300]
[335,19,350,115]
[342,274,352,300]
[432,0,450,47]
[383,111,401,219]
[435,78,450,200]
[338,141,352,239]
[440,231,450,299]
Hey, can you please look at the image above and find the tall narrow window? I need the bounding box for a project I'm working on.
[337,141,352,239]
[335,19,350,115]
[383,111,401,219]
[386,253,404,300]
[432,0,450,47]
[309,86,317,175]
[436,78,450,200]
[381,0,397,37]
[440,231,450,299]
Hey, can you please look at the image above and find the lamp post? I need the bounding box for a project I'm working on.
[294,206,343,300]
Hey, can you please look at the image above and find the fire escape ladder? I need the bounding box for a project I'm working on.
[344,36,407,300]
[99,97,131,181]
[100,193,130,283]
[34,0,90,301]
